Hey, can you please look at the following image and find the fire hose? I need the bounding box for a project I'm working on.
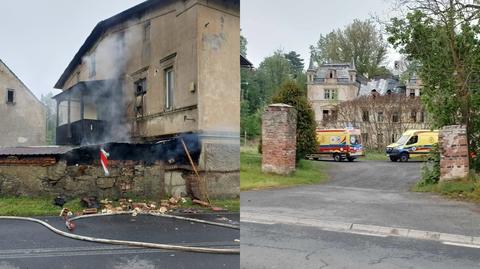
[0,212,240,254]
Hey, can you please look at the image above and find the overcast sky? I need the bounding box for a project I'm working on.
[241,0,400,68]
[0,1,400,100]
[0,0,144,99]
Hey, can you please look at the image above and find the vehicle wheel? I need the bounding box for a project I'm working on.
[399,153,409,162]
[347,157,355,162]
[389,156,398,162]
[333,153,342,162]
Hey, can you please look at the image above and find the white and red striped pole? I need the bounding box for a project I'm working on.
[100,148,110,176]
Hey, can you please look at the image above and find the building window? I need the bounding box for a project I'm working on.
[409,89,415,97]
[362,110,369,122]
[6,89,14,104]
[328,70,336,79]
[377,111,384,122]
[143,21,151,42]
[322,110,329,119]
[420,111,425,123]
[165,67,174,109]
[410,110,417,122]
[88,53,96,78]
[391,133,396,143]
[392,112,400,123]
[134,79,147,117]
[362,133,369,144]
[324,89,337,100]
[377,133,384,144]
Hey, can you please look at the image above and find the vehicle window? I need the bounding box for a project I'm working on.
[406,135,418,145]
[350,135,360,145]
[396,135,410,145]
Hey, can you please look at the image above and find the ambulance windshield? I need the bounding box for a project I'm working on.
[350,135,360,145]
[396,135,410,145]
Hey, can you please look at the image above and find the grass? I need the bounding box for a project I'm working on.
[240,148,328,191]
[363,150,388,161]
[0,196,239,217]
[0,197,83,217]
[413,179,480,203]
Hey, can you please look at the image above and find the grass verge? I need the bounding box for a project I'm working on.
[363,150,388,161]
[0,197,83,216]
[0,196,240,216]
[240,150,328,191]
[413,180,480,203]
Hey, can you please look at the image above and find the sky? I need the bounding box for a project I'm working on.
[0,0,144,99]
[0,0,401,100]
[240,0,401,68]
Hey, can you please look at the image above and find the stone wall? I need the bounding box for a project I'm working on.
[439,125,469,181]
[0,160,194,199]
[261,104,297,175]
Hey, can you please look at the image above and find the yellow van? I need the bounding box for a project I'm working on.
[386,130,439,162]
[307,128,364,162]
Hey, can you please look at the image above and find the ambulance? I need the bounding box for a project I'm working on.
[386,130,439,162]
[307,128,364,162]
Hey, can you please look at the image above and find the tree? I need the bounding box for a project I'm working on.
[284,51,304,75]
[387,0,480,169]
[240,32,248,57]
[40,92,57,145]
[272,81,317,162]
[255,50,292,103]
[310,19,388,77]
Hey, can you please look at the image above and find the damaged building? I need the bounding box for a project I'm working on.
[0,59,46,147]
[0,0,240,199]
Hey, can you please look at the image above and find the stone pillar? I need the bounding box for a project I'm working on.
[439,125,469,181]
[262,104,297,175]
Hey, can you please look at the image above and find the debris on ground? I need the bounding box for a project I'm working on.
[63,195,226,217]
[81,196,100,209]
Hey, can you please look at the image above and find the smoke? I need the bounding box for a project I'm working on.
[79,21,143,145]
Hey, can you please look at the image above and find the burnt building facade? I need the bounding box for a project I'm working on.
[52,0,240,197]
[0,59,46,147]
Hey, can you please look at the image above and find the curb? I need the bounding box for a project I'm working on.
[241,212,480,248]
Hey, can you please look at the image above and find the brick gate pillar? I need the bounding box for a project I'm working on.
[439,125,469,181]
[261,104,297,175]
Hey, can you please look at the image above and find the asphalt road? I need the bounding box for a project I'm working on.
[241,160,480,268]
[0,213,239,269]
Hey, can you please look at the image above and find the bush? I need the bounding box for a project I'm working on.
[419,143,440,186]
[272,80,317,162]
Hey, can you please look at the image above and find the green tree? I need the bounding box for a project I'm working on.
[40,92,57,145]
[387,0,480,169]
[284,51,304,75]
[240,32,248,57]
[272,81,317,162]
[256,50,292,103]
[310,19,388,77]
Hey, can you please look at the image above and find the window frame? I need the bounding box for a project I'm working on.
[6,88,15,104]
[164,67,174,110]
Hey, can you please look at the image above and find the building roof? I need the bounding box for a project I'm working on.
[240,55,253,69]
[315,63,355,81]
[0,146,74,156]
[54,0,241,89]
[0,58,45,107]
[54,0,171,89]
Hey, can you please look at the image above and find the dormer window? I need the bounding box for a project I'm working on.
[328,70,336,79]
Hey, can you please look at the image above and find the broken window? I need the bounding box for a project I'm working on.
[361,133,369,144]
[409,89,415,97]
[362,110,369,122]
[377,111,384,122]
[410,110,417,122]
[134,79,147,117]
[165,67,174,110]
[392,112,400,123]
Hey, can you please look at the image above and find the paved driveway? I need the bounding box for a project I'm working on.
[242,160,480,236]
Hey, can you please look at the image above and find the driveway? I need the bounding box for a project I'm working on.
[242,160,480,236]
